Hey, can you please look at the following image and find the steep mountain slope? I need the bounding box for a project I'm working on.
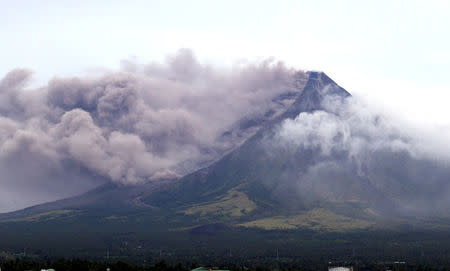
[0,71,449,262]
[0,71,350,223]
[140,72,368,225]
[0,71,448,232]
[0,71,378,232]
[0,71,308,220]
[139,71,449,231]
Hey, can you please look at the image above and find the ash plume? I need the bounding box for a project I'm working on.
[0,49,303,212]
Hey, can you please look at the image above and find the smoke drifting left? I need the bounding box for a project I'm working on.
[0,49,301,212]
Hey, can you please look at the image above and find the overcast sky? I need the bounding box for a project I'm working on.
[1,0,449,125]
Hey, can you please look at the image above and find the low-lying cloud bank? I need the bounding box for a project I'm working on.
[270,95,450,215]
[0,49,302,212]
[278,95,450,163]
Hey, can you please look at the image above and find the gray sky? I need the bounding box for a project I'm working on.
[1,0,449,125]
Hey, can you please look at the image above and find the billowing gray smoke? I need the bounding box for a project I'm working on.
[2,49,448,216]
[0,49,303,212]
[269,95,450,216]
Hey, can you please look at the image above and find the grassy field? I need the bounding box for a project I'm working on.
[182,187,257,218]
[238,208,373,231]
[2,209,81,222]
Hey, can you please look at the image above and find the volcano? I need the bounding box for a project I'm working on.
[0,72,448,260]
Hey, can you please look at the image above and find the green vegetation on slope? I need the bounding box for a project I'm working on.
[3,209,81,222]
[182,187,257,218]
[238,208,373,231]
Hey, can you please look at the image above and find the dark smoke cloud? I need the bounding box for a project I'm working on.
[0,49,303,212]
[267,95,450,216]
